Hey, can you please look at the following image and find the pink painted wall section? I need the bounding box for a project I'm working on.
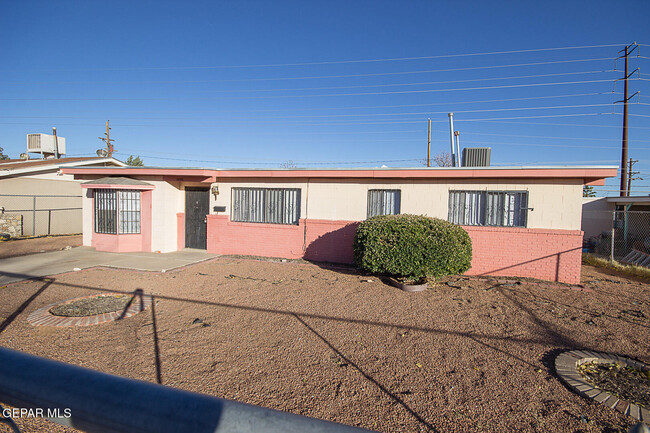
[92,232,144,253]
[90,190,153,253]
[141,191,152,252]
[177,213,185,250]
[304,219,359,263]
[207,215,306,258]
[462,226,583,284]
[207,215,582,284]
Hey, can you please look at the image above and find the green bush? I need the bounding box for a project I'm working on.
[353,214,472,280]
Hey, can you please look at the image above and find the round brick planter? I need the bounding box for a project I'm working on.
[555,350,649,423]
[28,293,152,327]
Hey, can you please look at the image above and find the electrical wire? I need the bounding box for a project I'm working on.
[6,68,616,86]
[459,131,650,143]
[0,113,618,128]
[1,92,612,116]
[0,103,617,121]
[0,78,617,100]
[14,44,623,72]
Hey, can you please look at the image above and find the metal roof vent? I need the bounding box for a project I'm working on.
[462,147,491,167]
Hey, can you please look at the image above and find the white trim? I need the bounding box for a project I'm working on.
[0,158,126,178]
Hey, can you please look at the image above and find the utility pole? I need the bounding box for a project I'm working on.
[627,158,642,196]
[615,42,639,197]
[427,119,431,167]
[98,120,115,157]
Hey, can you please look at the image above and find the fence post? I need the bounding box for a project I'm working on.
[32,196,36,237]
[610,211,616,264]
[48,209,52,235]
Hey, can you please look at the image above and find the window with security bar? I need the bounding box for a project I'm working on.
[94,189,141,234]
[448,190,528,227]
[231,188,300,225]
[367,189,401,218]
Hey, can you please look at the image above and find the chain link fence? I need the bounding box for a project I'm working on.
[583,210,650,265]
[0,194,82,238]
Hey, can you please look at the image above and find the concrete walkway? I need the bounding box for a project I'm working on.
[0,247,218,285]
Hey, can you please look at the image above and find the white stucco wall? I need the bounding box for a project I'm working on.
[582,197,615,239]
[148,178,184,253]
[211,177,584,230]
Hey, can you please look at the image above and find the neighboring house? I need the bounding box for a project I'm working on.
[582,196,650,259]
[0,157,126,237]
[63,165,617,284]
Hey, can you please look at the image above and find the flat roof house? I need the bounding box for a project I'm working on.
[0,156,125,237]
[63,165,617,284]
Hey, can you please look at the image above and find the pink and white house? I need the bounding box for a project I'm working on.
[63,165,617,284]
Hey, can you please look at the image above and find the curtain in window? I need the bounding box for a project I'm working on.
[448,191,485,225]
[232,188,300,225]
[449,191,528,227]
[367,190,401,218]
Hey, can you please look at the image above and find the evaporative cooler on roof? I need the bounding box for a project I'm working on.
[461,148,491,167]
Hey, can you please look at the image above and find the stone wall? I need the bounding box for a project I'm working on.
[0,214,23,238]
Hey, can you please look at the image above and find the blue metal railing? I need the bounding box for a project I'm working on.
[0,347,373,433]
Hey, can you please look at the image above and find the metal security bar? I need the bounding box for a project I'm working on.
[94,190,141,234]
[118,191,141,234]
[232,188,300,225]
[94,189,117,234]
[448,190,528,227]
[0,347,373,433]
[367,190,401,218]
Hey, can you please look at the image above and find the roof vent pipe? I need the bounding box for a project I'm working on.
[454,131,461,167]
[448,113,456,167]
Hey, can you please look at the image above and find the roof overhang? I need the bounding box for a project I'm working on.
[62,166,617,185]
[81,177,155,190]
[0,158,126,178]
[606,196,650,204]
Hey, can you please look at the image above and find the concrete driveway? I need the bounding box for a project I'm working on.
[0,247,218,285]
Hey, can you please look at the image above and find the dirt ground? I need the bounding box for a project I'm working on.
[0,235,82,260]
[0,258,648,433]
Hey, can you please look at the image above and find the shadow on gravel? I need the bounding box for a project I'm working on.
[0,277,53,334]
[2,268,644,432]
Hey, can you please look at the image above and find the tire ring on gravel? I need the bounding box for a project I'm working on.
[555,350,650,423]
[27,292,152,327]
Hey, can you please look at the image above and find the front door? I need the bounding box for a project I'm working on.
[185,187,210,249]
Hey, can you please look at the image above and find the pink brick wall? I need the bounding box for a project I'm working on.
[462,226,583,284]
[207,215,307,259]
[205,215,583,284]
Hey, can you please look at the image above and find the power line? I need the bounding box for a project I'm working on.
[460,120,650,129]
[13,44,623,72]
[460,131,650,143]
[6,67,616,86]
[0,113,617,128]
[0,78,617,101]
[0,103,617,121]
[6,92,612,116]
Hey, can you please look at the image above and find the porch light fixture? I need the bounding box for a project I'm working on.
[211,185,219,198]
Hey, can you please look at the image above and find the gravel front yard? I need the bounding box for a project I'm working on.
[0,258,648,432]
[0,235,82,260]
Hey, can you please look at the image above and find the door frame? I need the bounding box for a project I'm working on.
[184,187,210,249]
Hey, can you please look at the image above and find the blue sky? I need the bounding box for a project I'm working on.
[1,0,649,196]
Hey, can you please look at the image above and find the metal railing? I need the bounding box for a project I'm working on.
[0,347,373,433]
[0,194,81,237]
